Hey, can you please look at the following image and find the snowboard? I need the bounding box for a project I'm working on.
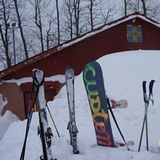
[83,61,115,147]
[65,67,79,154]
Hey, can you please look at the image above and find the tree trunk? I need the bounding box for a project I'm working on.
[35,0,44,52]
[13,0,29,59]
[124,0,127,16]
[141,0,147,16]
[56,0,60,45]
[73,0,80,37]
[68,0,73,39]
[0,0,11,67]
[89,0,94,31]
[0,25,11,67]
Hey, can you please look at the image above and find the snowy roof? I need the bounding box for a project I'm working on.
[58,13,160,50]
[0,12,160,81]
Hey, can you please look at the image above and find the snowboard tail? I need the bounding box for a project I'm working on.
[83,61,115,147]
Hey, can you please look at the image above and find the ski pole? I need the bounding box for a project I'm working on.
[138,111,147,152]
[146,80,155,151]
[149,80,155,105]
[138,81,148,152]
[144,81,149,151]
[46,104,60,137]
[20,80,38,160]
[107,97,130,151]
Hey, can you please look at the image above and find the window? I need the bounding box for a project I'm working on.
[127,25,143,43]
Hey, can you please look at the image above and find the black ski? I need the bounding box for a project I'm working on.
[65,67,79,154]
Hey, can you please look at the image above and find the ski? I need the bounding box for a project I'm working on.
[65,67,79,154]
[33,69,55,160]
[83,61,115,147]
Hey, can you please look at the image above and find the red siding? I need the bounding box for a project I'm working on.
[2,17,160,80]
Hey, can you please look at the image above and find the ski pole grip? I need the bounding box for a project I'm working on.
[142,81,147,94]
[149,80,155,95]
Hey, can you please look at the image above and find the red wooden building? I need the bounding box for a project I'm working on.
[0,13,160,120]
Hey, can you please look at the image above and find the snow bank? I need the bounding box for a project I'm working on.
[0,111,19,140]
[0,50,160,160]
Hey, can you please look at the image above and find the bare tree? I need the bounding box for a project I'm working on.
[0,25,11,67]
[45,11,58,49]
[88,0,108,30]
[62,0,81,39]
[100,4,115,25]
[126,0,160,19]
[26,0,57,53]
[140,0,147,15]
[124,0,128,16]
[46,17,52,49]
[13,0,29,59]
[35,0,44,52]
[62,0,116,39]
[0,0,12,67]
[55,0,60,44]
[73,0,81,37]
[86,0,115,29]
[89,0,94,31]
[123,0,140,15]
[62,0,74,40]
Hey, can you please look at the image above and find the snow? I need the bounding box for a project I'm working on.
[0,50,160,159]
[4,75,65,86]
[0,111,19,141]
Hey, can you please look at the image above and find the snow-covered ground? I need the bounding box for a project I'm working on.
[0,50,160,160]
[0,111,19,141]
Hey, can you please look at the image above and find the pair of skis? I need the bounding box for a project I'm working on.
[138,80,155,152]
[20,69,55,160]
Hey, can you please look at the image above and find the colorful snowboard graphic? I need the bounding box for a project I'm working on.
[83,61,115,147]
